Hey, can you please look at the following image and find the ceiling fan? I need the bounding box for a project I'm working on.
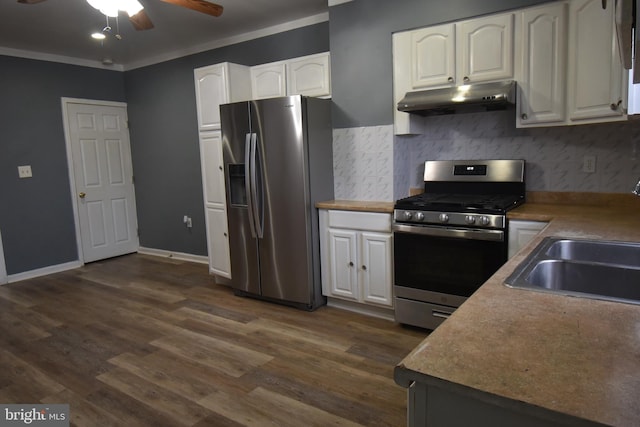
[17,0,223,31]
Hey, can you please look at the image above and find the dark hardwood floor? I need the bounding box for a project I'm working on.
[0,254,428,426]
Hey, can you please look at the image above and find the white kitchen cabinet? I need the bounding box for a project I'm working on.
[517,3,568,127]
[567,0,626,123]
[250,62,287,100]
[286,52,331,98]
[199,131,231,278]
[194,62,251,132]
[508,220,547,259]
[407,13,514,91]
[320,210,393,309]
[393,30,426,135]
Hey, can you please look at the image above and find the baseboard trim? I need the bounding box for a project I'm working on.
[326,297,395,321]
[6,260,83,284]
[137,247,208,264]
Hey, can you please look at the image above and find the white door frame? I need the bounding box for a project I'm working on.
[61,97,138,264]
[0,229,7,285]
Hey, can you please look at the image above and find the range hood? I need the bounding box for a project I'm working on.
[398,80,516,116]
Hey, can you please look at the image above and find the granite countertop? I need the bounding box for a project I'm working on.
[315,199,395,213]
[394,192,640,426]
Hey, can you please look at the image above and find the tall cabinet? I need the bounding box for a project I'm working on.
[194,63,251,279]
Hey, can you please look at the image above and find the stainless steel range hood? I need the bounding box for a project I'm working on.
[397,80,516,116]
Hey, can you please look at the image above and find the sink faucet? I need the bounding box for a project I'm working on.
[634,178,640,196]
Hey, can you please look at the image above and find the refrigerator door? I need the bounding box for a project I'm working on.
[252,96,313,305]
[220,101,260,295]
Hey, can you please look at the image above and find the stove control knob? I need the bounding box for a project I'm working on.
[465,215,476,225]
[404,211,413,220]
[480,216,491,226]
[438,213,449,223]
[415,212,425,221]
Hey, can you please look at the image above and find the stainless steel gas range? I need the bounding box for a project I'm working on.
[393,159,525,330]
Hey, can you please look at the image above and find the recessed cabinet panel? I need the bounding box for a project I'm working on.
[206,207,231,278]
[458,14,514,83]
[251,63,287,99]
[361,232,393,306]
[200,132,225,208]
[286,53,331,97]
[411,25,455,88]
[518,3,567,126]
[194,65,228,131]
[328,229,358,300]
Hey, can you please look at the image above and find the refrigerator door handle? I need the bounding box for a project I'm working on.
[250,132,264,239]
[244,132,257,238]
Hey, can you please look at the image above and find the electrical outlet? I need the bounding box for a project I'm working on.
[582,155,596,173]
[18,165,32,178]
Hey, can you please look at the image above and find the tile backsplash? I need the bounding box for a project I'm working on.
[334,112,640,201]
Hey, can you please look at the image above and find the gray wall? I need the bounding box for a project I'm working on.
[124,23,329,255]
[0,55,126,275]
[329,0,552,128]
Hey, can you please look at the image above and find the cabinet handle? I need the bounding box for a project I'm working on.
[610,100,622,111]
[362,265,367,271]
[223,232,227,237]
[463,76,470,82]
[601,0,607,9]
[521,113,528,120]
[348,261,354,267]
[219,165,223,171]
[447,77,454,83]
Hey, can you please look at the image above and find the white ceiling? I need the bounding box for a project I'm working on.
[0,0,329,70]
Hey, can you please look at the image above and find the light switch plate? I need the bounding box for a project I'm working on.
[18,165,32,178]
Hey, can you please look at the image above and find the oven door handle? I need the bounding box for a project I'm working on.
[393,224,504,242]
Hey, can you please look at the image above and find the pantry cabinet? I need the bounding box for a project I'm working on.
[194,62,251,131]
[319,210,393,309]
[198,131,231,278]
[517,2,568,126]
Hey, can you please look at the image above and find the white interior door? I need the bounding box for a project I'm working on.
[65,101,139,263]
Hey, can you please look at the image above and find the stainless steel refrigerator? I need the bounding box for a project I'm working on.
[220,95,333,310]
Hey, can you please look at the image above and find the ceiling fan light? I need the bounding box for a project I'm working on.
[91,32,106,40]
[122,0,143,17]
[86,0,142,18]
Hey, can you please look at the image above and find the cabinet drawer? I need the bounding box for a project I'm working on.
[327,210,391,232]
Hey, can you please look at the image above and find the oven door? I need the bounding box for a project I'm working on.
[393,223,507,307]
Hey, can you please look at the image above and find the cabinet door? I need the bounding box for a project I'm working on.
[251,63,287,99]
[206,207,231,278]
[194,64,229,132]
[457,13,514,84]
[410,24,456,88]
[518,3,567,126]
[567,0,626,122]
[199,132,225,208]
[286,53,331,97]
[508,220,547,259]
[360,232,393,307]
[328,229,358,300]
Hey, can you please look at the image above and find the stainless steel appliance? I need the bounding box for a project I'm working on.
[393,159,525,329]
[220,95,333,310]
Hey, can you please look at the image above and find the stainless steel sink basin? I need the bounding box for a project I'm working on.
[545,239,640,268]
[505,237,640,305]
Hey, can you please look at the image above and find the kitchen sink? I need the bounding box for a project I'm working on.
[505,237,640,305]
[545,239,640,268]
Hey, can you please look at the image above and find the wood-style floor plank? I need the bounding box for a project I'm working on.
[0,254,428,426]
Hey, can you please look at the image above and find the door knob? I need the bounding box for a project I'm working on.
[79,192,86,198]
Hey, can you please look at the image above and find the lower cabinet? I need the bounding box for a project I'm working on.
[205,207,231,278]
[319,209,393,308]
[508,220,548,259]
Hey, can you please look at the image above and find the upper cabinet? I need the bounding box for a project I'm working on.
[517,2,568,126]
[194,62,251,131]
[251,62,287,100]
[567,0,626,123]
[517,0,627,127]
[409,13,514,90]
[250,53,331,100]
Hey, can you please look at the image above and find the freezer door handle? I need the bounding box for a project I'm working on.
[244,133,257,238]
[249,133,264,239]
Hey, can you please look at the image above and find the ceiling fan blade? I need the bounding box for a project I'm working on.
[160,0,223,17]
[17,0,48,4]
[129,9,154,31]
